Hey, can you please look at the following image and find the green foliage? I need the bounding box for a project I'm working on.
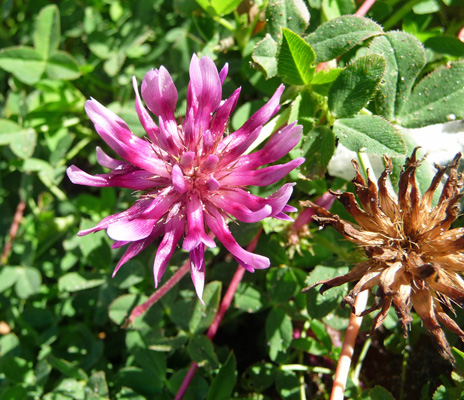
[305,265,349,321]
[334,115,407,156]
[277,28,316,85]
[359,386,396,400]
[306,16,383,62]
[207,352,236,400]
[328,54,386,118]
[0,5,80,84]
[1,0,464,399]
[252,0,310,78]
[397,62,464,127]
[266,307,293,361]
[196,0,242,17]
[368,31,426,120]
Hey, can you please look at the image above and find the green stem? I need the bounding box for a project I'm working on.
[357,150,374,182]
[383,0,423,30]
[299,372,307,400]
[351,336,372,392]
[399,337,410,400]
[280,364,332,374]
[62,138,92,165]
[213,15,235,32]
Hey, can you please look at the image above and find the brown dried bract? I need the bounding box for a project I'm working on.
[302,149,464,362]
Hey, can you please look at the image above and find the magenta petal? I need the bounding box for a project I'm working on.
[78,199,152,236]
[172,164,188,193]
[216,183,294,217]
[107,218,156,241]
[315,192,336,209]
[180,151,195,169]
[209,88,240,139]
[153,205,186,286]
[206,176,220,191]
[220,158,305,186]
[190,244,205,302]
[277,211,294,220]
[157,115,181,155]
[237,123,303,169]
[183,107,197,151]
[112,224,163,276]
[218,63,228,84]
[111,241,130,249]
[188,54,202,99]
[283,204,298,213]
[218,126,262,166]
[264,183,295,215]
[132,76,159,143]
[218,85,284,153]
[211,196,272,223]
[202,155,219,172]
[183,193,216,251]
[293,192,335,230]
[204,205,270,272]
[203,129,214,152]
[277,204,297,220]
[273,211,294,221]
[141,67,178,118]
[107,189,177,241]
[188,54,221,132]
[85,99,169,176]
[67,166,163,190]
[198,56,222,111]
[273,212,294,221]
[138,188,179,219]
[96,147,128,169]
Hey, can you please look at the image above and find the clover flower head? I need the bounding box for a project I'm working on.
[67,54,304,300]
[304,149,464,362]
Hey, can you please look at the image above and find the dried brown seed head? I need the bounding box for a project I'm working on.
[303,150,464,362]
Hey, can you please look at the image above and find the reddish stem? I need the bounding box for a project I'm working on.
[123,259,190,328]
[1,200,26,265]
[174,229,262,399]
[355,0,376,17]
[330,290,369,400]
[175,364,199,400]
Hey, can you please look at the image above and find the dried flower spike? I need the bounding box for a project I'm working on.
[67,54,304,301]
[303,149,464,362]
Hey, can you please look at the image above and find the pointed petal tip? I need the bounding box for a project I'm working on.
[190,245,206,301]
[84,97,100,112]
[66,165,77,182]
[274,212,294,221]
[295,157,305,166]
[112,267,120,278]
[182,232,216,252]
